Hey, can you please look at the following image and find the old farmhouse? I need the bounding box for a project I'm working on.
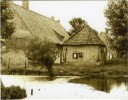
[2,0,69,67]
[63,25,107,66]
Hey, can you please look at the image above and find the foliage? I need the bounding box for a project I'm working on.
[24,36,58,76]
[1,1,15,40]
[69,17,87,35]
[104,0,128,57]
[1,82,26,99]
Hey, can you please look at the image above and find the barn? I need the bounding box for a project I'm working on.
[63,25,107,66]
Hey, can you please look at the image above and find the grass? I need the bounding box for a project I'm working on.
[53,63,127,77]
[1,68,49,75]
[1,64,49,75]
[1,59,128,77]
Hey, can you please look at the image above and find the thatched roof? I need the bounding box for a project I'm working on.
[12,30,31,38]
[10,3,69,44]
[63,25,106,46]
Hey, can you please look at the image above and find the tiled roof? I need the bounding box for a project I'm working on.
[10,3,69,44]
[63,25,106,46]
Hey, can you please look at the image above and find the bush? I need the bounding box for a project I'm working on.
[106,59,119,65]
[106,58,127,65]
[1,83,26,99]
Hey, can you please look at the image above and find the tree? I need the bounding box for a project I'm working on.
[104,0,128,57]
[69,17,87,35]
[25,36,58,76]
[1,0,15,44]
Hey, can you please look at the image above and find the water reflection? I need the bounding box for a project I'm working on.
[69,77,128,93]
[28,76,57,81]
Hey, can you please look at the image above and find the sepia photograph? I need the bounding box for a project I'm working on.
[1,0,128,99]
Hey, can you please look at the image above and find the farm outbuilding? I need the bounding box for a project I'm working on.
[63,25,106,66]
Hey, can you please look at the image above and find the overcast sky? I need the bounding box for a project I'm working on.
[13,1,108,33]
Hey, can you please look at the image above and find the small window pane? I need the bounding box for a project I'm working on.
[79,52,83,58]
[73,53,78,59]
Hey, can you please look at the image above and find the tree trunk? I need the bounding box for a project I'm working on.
[47,66,54,76]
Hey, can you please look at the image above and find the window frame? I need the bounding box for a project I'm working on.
[73,52,83,59]
[73,53,78,59]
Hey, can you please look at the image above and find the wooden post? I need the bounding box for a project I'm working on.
[24,61,27,75]
[31,89,33,95]
[64,47,67,62]
[8,58,10,69]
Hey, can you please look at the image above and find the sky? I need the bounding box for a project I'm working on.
[13,1,108,33]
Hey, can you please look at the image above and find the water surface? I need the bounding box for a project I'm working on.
[1,75,128,99]
[69,77,128,93]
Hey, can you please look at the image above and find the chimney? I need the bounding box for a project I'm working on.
[22,0,29,9]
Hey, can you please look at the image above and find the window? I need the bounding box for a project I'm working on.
[73,52,83,59]
[73,53,78,59]
[79,52,83,58]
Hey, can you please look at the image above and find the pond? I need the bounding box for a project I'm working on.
[1,75,128,99]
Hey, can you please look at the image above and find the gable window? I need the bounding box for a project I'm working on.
[73,52,83,59]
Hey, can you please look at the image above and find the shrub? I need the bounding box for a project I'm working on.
[1,83,26,99]
[106,58,127,65]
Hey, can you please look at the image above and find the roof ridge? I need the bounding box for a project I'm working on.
[64,26,84,43]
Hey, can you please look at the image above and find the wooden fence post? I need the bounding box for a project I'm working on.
[31,89,33,95]
[8,58,10,69]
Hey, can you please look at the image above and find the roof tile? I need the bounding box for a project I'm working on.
[63,25,105,46]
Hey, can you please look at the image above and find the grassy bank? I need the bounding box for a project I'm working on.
[1,67,49,75]
[1,59,128,77]
[54,63,127,77]
[54,59,128,77]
